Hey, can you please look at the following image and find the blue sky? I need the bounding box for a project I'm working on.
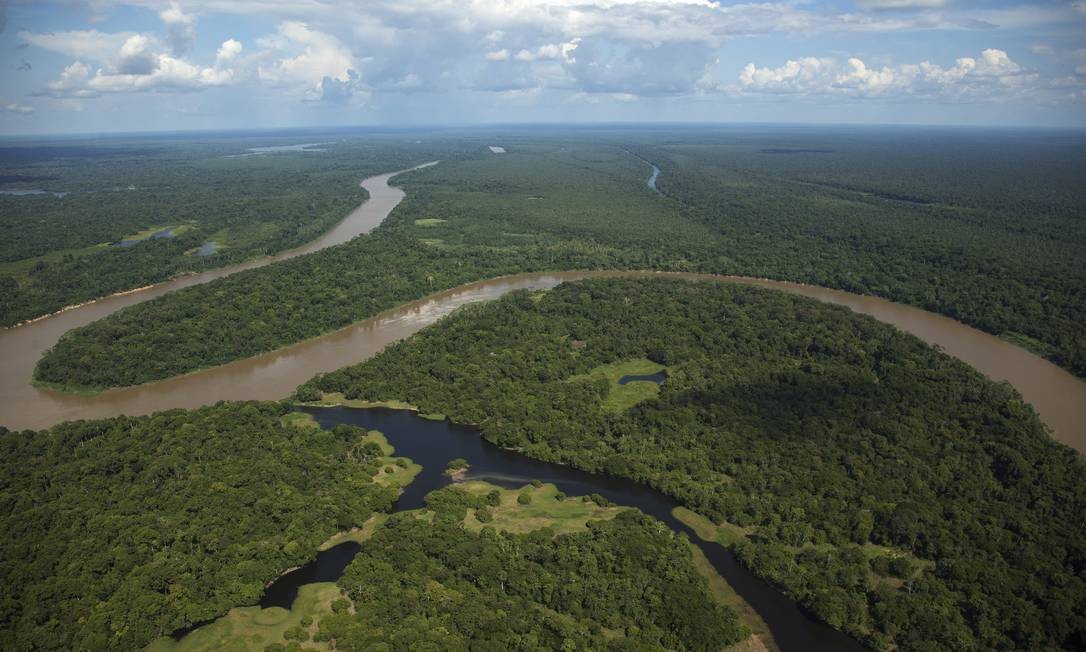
[1,0,1084,134]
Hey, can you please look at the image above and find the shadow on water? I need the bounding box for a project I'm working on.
[255,406,866,652]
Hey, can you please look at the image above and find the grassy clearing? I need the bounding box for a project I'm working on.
[308,391,418,411]
[0,243,110,281]
[673,508,776,651]
[146,582,340,652]
[319,513,386,551]
[458,481,624,535]
[413,218,447,226]
[362,429,422,489]
[673,506,753,547]
[688,545,777,652]
[305,392,444,421]
[418,238,444,246]
[568,358,667,413]
[118,223,193,242]
[279,411,318,429]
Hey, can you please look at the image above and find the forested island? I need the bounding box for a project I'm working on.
[296,277,1086,650]
[32,128,1086,392]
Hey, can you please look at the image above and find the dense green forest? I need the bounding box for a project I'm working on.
[34,128,1086,390]
[316,487,745,650]
[632,127,1086,376]
[0,135,473,324]
[0,402,401,650]
[296,278,1086,651]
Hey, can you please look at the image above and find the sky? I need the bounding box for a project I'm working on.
[1,0,1084,134]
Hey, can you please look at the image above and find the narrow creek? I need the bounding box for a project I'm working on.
[255,406,867,652]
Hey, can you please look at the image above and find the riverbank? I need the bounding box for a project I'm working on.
[6,270,1084,453]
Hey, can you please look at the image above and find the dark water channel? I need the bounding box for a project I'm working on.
[258,406,865,652]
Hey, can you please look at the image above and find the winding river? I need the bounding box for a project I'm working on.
[0,160,1082,447]
[260,406,867,652]
[0,162,435,430]
[5,159,1085,651]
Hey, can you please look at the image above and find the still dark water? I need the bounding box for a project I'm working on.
[618,371,667,385]
[259,406,866,652]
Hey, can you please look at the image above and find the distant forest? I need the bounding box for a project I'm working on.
[32,128,1086,390]
[297,277,1086,651]
[0,136,473,325]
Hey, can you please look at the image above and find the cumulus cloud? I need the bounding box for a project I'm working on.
[36,30,240,98]
[159,2,197,56]
[258,22,355,87]
[19,0,1086,111]
[216,39,243,63]
[117,35,156,74]
[44,56,234,96]
[736,48,1041,102]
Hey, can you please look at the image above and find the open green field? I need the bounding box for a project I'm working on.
[300,392,446,421]
[569,357,667,412]
[458,481,625,534]
[146,583,340,652]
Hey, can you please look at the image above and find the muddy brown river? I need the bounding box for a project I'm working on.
[1,165,1083,455]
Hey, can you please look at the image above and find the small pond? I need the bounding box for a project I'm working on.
[618,370,667,385]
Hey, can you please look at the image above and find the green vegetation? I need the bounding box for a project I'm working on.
[313,483,747,650]
[0,402,402,650]
[635,128,1086,377]
[459,481,625,535]
[35,130,1086,389]
[687,546,777,652]
[444,457,469,476]
[569,358,666,412]
[145,582,341,652]
[0,135,473,325]
[295,277,1086,650]
[35,129,1086,391]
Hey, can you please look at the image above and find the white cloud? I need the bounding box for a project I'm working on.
[258,22,355,86]
[216,39,243,63]
[39,30,240,98]
[159,2,198,55]
[513,39,580,62]
[20,0,1086,112]
[117,35,156,74]
[45,55,235,96]
[18,30,137,62]
[736,48,1043,102]
[1,101,34,114]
